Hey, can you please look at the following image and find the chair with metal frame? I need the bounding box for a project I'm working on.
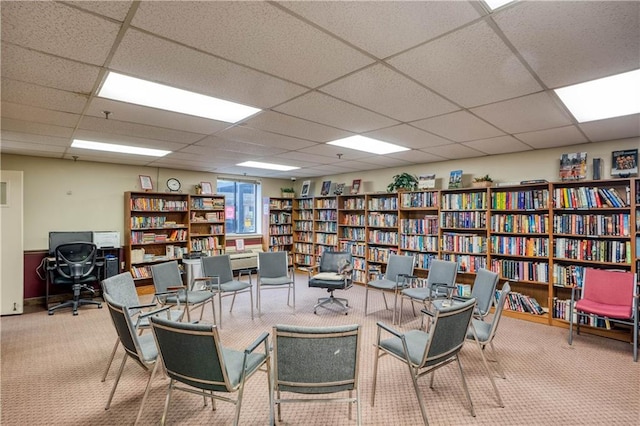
[306,251,354,315]
[364,253,415,324]
[149,315,270,426]
[458,268,500,321]
[271,323,362,425]
[256,251,295,315]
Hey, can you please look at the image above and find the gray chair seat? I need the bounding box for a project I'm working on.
[217,280,252,293]
[166,290,216,306]
[221,347,268,388]
[260,276,292,286]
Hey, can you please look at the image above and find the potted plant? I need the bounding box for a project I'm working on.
[194,183,202,194]
[387,172,418,192]
[472,174,493,188]
[281,187,295,198]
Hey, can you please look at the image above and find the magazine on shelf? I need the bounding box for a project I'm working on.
[559,152,587,181]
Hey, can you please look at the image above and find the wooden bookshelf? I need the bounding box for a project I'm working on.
[262,197,294,253]
[292,197,314,269]
[313,195,338,263]
[365,193,399,275]
[338,194,367,284]
[398,190,439,275]
[189,194,226,256]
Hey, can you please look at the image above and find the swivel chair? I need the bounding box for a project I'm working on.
[48,242,102,316]
[306,251,353,315]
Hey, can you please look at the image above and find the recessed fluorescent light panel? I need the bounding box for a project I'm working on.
[484,0,516,11]
[555,69,640,123]
[72,139,170,157]
[328,135,410,155]
[237,161,300,171]
[98,72,261,123]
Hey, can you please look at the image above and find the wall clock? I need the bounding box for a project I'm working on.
[166,178,181,192]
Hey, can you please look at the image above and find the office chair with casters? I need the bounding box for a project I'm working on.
[48,242,102,316]
[149,315,270,426]
[364,253,415,324]
[467,282,511,379]
[457,268,500,321]
[256,251,295,315]
[398,259,458,325]
[151,260,216,323]
[568,268,638,362]
[103,293,169,425]
[306,251,353,315]
[100,272,184,382]
[372,298,480,426]
[195,254,253,327]
[271,324,362,425]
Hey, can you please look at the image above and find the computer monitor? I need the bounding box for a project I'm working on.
[48,231,93,255]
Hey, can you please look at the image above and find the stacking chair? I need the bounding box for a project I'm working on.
[100,271,184,382]
[271,324,362,425]
[149,316,270,426]
[48,242,102,315]
[398,259,458,325]
[568,268,638,362]
[467,282,511,379]
[196,254,254,327]
[306,251,353,315]
[151,260,216,323]
[103,293,169,425]
[372,298,495,425]
[256,251,295,315]
[458,268,500,320]
[364,254,415,324]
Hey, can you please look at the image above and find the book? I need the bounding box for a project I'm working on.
[559,152,587,181]
[418,174,436,189]
[448,170,462,189]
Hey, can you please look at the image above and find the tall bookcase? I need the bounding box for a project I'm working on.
[293,197,314,268]
[262,197,294,253]
[365,193,399,275]
[398,190,439,274]
[125,191,190,283]
[313,196,338,263]
[189,194,226,256]
[338,194,367,284]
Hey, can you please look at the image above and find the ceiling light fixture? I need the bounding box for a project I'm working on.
[327,135,409,155]
[484,0,517,11]
[71,139,171,157]
[98,72,261,123]
[555,69,640,123]
[237,161,300,171]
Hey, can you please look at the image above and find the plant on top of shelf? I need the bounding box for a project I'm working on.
[472,174,493,188]
[281,187,295,198]
[387,172,418,192]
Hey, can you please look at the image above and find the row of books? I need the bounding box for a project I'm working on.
[190,236,219,252]
[315,210,337,221]
[294,232,313,243]
[400,235,439,252]
[131,216,184,229]
[339,241,367,257]
[269,224,292,234]
[269,212,292,225]
[342,214,366,226]
[414,253,438,269]
[552,298,611,328]
[294,253,314,266]
[367,197,398,211]
[552,213,630,237]
[441,192,487,210]
[269,199,293,210]
[491,189,550,210]
[130,229,187,244]
[440,211,486,229]
[367,246,398,263]
[368,230,399,246]
[368,212,398,227]
[269,235,293,246]
[315,222,337,232]
[552,186,629,209]
[441,233,487,254]
[400,216,439,235]
[497,290,546,315]
[441,254,487,273]
[399,192,438,208]
[191,197,224,210]
[296,211,313,220]
[340,227,366,241]
[341,197,366,210]
[490,259,549,283]
[490,213,549,233]
[315,198,337,209]
[314,233,338,246]
[294,222,313,231]
[553,238,631,264]
[130,198,188,212]
[296,199,313,209]
[293,243,313,255]
[489,236,549,257]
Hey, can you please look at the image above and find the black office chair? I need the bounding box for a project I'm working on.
[48,242,102,316]
[306,251,353,315]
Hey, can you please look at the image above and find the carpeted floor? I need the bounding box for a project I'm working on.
[1,273,639,425]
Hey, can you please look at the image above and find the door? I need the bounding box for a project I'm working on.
[1,170,24,315]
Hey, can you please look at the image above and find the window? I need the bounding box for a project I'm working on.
[216,179,261,234]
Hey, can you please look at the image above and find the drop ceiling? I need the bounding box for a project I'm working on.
[1,1,639,178]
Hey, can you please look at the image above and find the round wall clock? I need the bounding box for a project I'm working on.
[166,178,181,192]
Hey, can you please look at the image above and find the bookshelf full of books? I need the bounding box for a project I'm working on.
[293,197,314,268]
[365,193,399,275]
[398,190,439,273]
[313,196,339,263]
[262,197,294,252]
[189,194,226,256]
[338,194,367,284]
[125,191,190,282]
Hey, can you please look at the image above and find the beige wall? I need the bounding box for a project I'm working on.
[2,136,637,250]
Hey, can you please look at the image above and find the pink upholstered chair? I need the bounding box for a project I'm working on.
[568,268,638,361]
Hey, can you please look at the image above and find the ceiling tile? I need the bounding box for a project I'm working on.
[515,126,588,149]
[270,151,331,165]
[194,135,287,156]
[1,78,88,113]
[493,1,640,88]
[471,92,573,134]
[1,102,80,128]
[216,126,318,151]
[110,29,308,109]
[462,135,532,155]
[131,1,374,87]
[1,118,74,139]
[1,1,120,65]
[388,149,448,164]
[242,111,353,142]
[579,114,640,143]
[364,124,452,149]
[0,131,72,147]
[182,143,282,162]
[64,151,154,167]
[320,64,458,122]
[274,91,399,133]
[72,129,188,152]
[354,156,413,169]
[411,111,504,142]
[295,143,378,161]
[77,116,206,144]
[388,20,542,108]
[277,1,481,58]
[65,1,133,21]
[0,138,67,153]
[421,143,486,160]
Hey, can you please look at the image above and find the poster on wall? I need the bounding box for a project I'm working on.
[300,180,311,198]
[611,149,638,177]
[418,174,436,189]
[448,170,462,189]
[559,152,587,181]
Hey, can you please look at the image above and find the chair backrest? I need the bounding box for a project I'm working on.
[385,254,415,282]
[422,298,476,367]
[102,272,140,311]
[55,242,97,280]
[318,251,352,274]
[485,282,511,342]
[150,315,231,392]
[150,261,183,293]
[426,259,458,290]
[201,255,234,284]
[258,251,288,279]
[582,268,635,309]
[272,324,361,394]
[104,293,145,362]
[470,268,500,316]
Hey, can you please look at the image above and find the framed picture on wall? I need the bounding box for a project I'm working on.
[448,170,462,189]
[559,152,587,181]
[350,179,362,194]
[321,180,332,196]
[300,180,311,198]
[611,149,638,177]
[200,181,213,194]
[139,175,153,191]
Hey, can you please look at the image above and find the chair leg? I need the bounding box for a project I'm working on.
[408,365,429,425]
[101,339,120,382]
[249,288,254,320]
[489,341,506,379]
[160,379,174,426]
[364,287,369,315]
[106,353,128,410]
[134,361,160,425]
[370,343,380,407]
[477,342,504,407]
[455,356,476,417]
